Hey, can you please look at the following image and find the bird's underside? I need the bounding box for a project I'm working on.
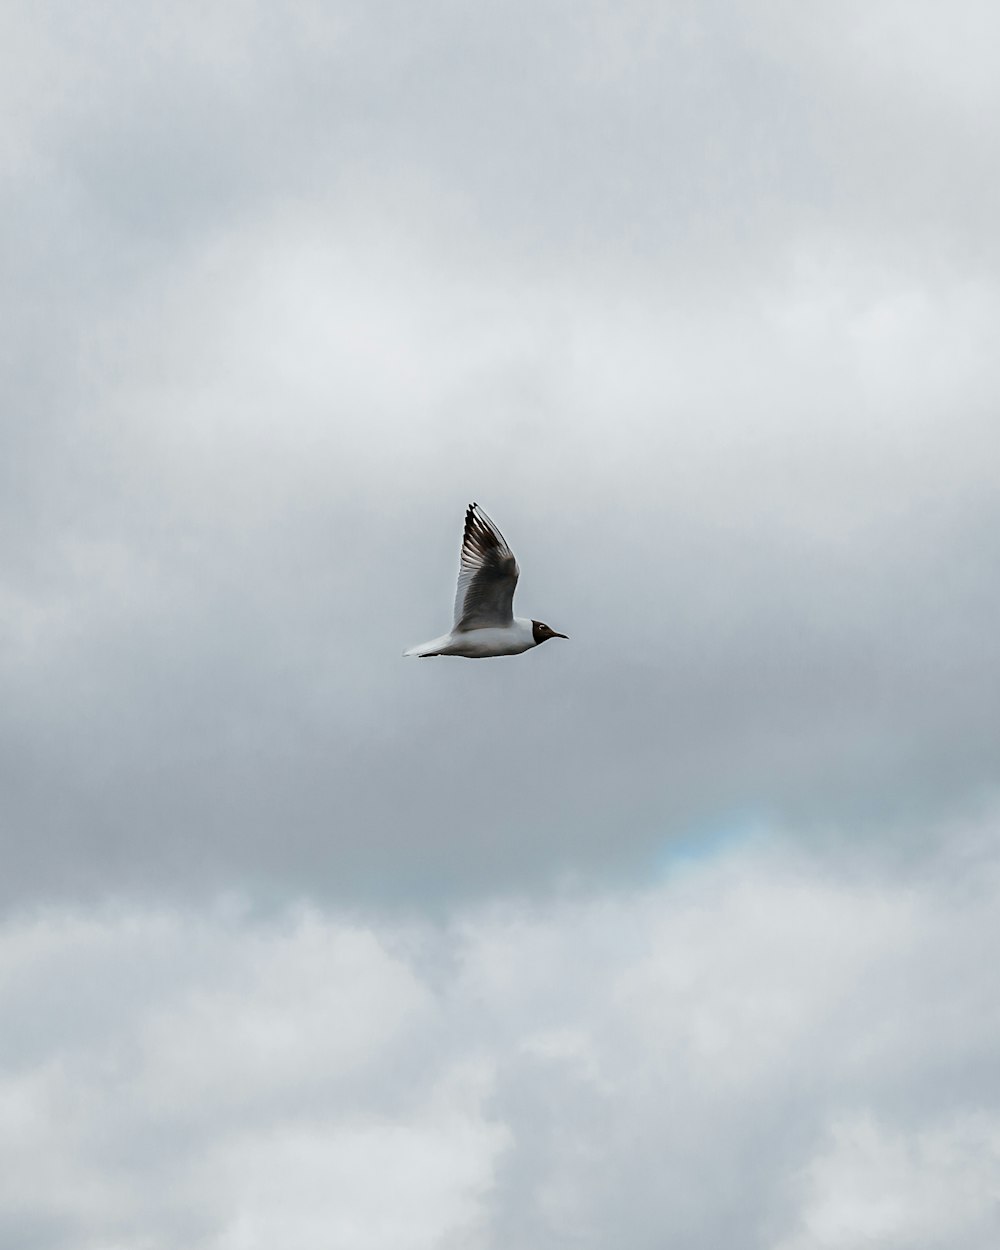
[405,621,537,659]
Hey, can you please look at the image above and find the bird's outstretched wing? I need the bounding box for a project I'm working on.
[453,503,519,632]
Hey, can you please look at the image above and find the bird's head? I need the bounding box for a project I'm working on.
[532,620,568,645]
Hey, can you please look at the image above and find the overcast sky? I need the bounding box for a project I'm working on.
[3,1,999,1246]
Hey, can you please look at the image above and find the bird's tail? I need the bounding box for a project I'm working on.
[403,635,448,658]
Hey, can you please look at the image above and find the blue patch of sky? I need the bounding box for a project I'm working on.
[652,810,770,880]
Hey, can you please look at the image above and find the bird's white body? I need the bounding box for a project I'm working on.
[404,503,566,660]
[404,618,537,659]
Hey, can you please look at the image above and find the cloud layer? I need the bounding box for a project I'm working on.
[3,815,999,1249]
[3,7,999,1243]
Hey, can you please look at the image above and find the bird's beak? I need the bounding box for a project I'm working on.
[553,631,568,639]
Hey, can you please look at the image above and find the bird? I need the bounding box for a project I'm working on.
[404,503,568,658]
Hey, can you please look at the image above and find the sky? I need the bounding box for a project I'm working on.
[2,1,999,1246]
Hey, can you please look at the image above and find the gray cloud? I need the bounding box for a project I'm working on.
[3,1,1000,912]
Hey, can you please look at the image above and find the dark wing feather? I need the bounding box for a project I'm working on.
[453,503,519,631]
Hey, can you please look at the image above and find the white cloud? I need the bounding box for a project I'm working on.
[776,1112,1000,1250]
[2,818,998,1248]
[211,1096,502,1250]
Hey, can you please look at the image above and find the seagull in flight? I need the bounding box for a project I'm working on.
[404,503,568,658]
